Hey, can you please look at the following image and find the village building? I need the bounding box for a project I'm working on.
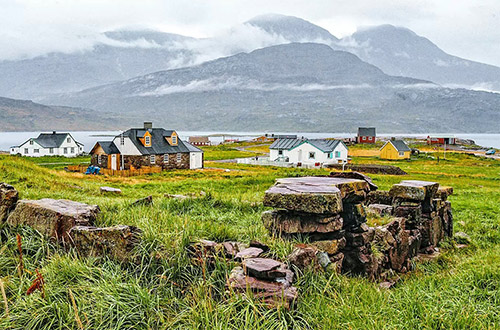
[427,135,456,145]
[10,132,84,157]
[188,136,211,146]
[269,138,348,166]
[357,127,376,144]
[380,139,411,160]
[89,122,203,171]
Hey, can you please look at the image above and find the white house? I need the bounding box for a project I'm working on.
[10,132,84,157]
[269,138,348,166]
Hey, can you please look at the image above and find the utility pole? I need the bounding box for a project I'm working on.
[444,140,447,160]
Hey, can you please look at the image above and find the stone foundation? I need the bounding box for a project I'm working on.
[263,174,454,279]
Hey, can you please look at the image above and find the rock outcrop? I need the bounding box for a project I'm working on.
[0,183,18,222]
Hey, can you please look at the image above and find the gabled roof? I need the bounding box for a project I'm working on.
[94,141,120,154]
[34,133,69,148]
[183,141,203,152]
[358,127,376,137]
[271,138,345,153]
[382,139,411,152]
[122,128,193,155]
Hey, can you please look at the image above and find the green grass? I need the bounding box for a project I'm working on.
[0,153,499,329]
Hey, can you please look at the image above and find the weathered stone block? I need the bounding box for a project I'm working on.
[262,210,343,235]
[311,237,346,255]
[288,246,320,270]
[68,225,142,262]
[367,204,393,217]
[329,171,378,191]
[394,204,422,228]
[390,180,439,201]
[366,190,392,205]
[7,199,99,242]
[0,183,18,222]
[235,247,264,260]
[345,227,375,247]
[436,186,454,201]
[341,203,367,230]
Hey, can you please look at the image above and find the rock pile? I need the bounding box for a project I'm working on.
[262,176,454,280]
[0,183,141,262]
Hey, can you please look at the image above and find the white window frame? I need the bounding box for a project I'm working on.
[335,151,341,158]
[120,135,125,146]
[24,148,28,154]
[309,152,315,159]
[362,136,366,141]
[278,150,283,155]
[150,155,156,164]
[97,154,102,164]
[164,154,169,163]
[64,148,68,154]
[34,149,39,153]
[67,137,71,143]
[29,140,34,145]
[71,147,75,153]
[145,136,151,146]
[176,153,182,162]
[172,136,177,144]
[49,148,54,154]
[399,151,405,156]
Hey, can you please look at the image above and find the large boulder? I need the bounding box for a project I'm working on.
[0,183,18,222]
[68,225,142,262]
[389,180,439,201]
[7,199,99,242]
[262,210,343,235]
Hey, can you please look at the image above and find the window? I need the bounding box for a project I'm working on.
[177,153,182,162]
[24,148,28,154]
[278,150,283,155]
[328,152,333,159]
[309,152,315,159]
[150,155,156,164]
[64,148,68,154]
[172,136,177,144]
[49,148,54,154]
[335,151,341,158]
[97,155,102,164]
[29,140,33,145]
[145,136,151,146]
[11,149,14,152]
[34,149,39,153]
[362,136,366,141]
[120,135,125,145]
[71,147,75,153]
[164,154,169,163]
[67,137,71,143]
[399,152,405,156]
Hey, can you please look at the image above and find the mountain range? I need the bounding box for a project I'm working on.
[0,13,499,132]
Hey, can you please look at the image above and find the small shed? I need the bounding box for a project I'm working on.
[427,135,456,145]
[380,139,411,160]
[357,127,376,144]
[188,136,211,146]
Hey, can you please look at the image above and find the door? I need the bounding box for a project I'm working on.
[190,152,201,169]
[111,154,117,170]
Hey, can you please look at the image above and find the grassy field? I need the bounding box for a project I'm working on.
[0,149,499,329]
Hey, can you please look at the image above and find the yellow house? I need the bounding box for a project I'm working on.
[380,139,411,160]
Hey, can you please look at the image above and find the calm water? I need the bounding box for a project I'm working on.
[0,131,499,152]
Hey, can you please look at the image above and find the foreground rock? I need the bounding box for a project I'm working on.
[0,183,18,222]
[329,171,378,191]
[7,199,99,242]
[100,186,122,194]
[69,225,142,262]
[131,195,153,206]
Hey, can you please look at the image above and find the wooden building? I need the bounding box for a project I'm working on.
[380,139,411,160]
[357,127,376,144]
[427,135,456,145]
[90,122,203,171]
[188,136,211,146]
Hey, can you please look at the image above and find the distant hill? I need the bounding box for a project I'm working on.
[342,25,500,92]
[45,43,500,133]
[0,97,133,131]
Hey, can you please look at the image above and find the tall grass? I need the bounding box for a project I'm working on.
[0,153,499,329]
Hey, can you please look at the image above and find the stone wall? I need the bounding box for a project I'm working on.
[327,164,407,175]
[262,174,454,280]
[123,153,190,170]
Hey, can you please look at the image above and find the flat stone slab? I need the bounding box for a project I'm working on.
[0,183,18,222]
[262,210,343,235]
[235,247,264,260]
[264,177,370,214]
[329,171,378,191]
[243,258,282,278]
[69,225,142,262]
[389,180,439,201]
[100,186,122,194]
[7,199,99,242]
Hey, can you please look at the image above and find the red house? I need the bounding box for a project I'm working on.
[357,127,376,144]
[427,136,456,145]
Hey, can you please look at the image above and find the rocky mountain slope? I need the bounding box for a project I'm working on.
[46,43,500,133]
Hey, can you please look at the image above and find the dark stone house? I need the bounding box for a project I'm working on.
[90,122,203,171]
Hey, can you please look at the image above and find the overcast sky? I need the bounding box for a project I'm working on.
[1,0,499,66]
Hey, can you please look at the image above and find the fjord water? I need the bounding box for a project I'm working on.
[0,131,499,152]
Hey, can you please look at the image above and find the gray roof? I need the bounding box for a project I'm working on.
[34,133,70,148]
[270,138,344,152]
[183,141,203,152]
[388,139,411,152]
[122,128,195,155]
[358,127,376,137]
[96,141,120,154]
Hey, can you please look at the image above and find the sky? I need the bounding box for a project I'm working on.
[1,0,499,66]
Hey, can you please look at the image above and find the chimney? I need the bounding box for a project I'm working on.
[144,122,153,129]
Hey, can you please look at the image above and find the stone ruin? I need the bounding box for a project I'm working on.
[0,183,141,262]
[262,173,454,280]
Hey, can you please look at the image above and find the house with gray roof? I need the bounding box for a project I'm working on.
[269,138,348,166]
[89,122,203,171]
[357,127,376,144]
[10,132,84,157]
[380,139,411,160]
